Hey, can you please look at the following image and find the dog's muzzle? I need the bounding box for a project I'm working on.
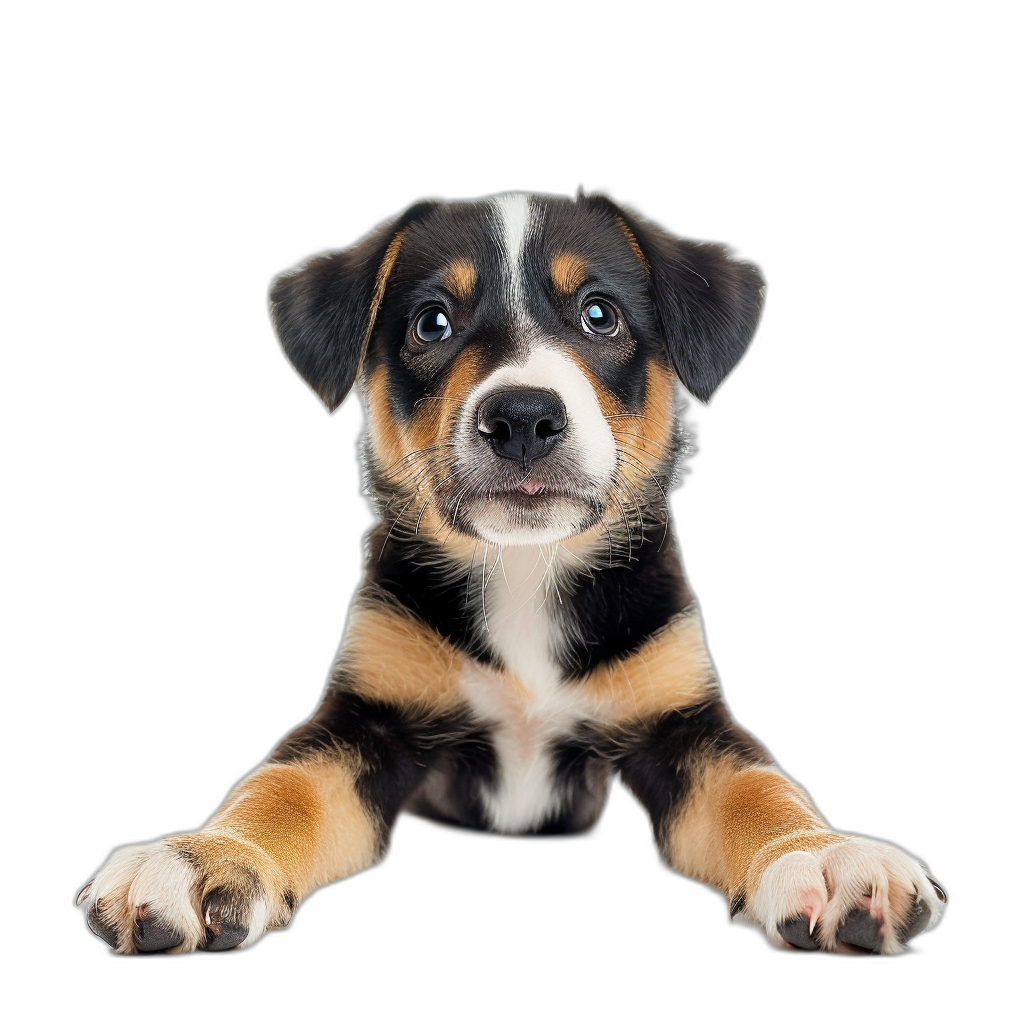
[476,388,568,470]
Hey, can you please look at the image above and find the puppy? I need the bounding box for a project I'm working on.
[79,192,945,954]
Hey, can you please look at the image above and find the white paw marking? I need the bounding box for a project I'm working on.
[81,839,271,953]
[749,836,943,954]
[81,841,205,952]
[749,850,829,939]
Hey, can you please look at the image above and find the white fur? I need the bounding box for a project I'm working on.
[749,834,944,954]
[494,192,532,312]
[239,894,271,949]
[82,839,274,952]
[459,544,591,832]
[84,841,206,952]
[749,850,829,946]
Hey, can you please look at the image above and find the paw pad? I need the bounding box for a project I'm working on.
[202,888,250,952]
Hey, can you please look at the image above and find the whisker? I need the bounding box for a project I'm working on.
[609,428,670,453]
[499,545,511,590]
[557,542,597,580]
[618,450,670,509]
[485,545,504,589]
[378,492,420,559]
[545,546,565,607]
[531,544,558,616]
[598,517,615,567]
[465,543,480,607]
[413,396,465,407]
[616,450,672,550]
[608,490,634,563]
[605,412,671,432]
[493,546,547,623]
[414,469,461,535]
[445,482,473,535]
[480,545,490,632]
[384,443,458,482]
[616,467,647,549]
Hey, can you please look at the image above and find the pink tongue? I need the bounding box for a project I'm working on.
[518,480,544,496]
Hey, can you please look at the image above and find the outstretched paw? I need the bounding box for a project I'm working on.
[748,836,945,954]
[78,834,293,954]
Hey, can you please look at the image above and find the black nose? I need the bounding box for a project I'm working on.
[477,388,568,468]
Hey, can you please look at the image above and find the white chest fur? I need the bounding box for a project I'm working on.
[458,544,589,833]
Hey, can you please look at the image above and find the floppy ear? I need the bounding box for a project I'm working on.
[269,202,435,411]
[595,198,765,402]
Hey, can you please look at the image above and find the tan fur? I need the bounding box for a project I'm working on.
[667,759,837,898]
[551,252,588,294]
[405,347,481,455]
[609,359,676,492]
[202,758,378,897]
[638,360,676,456]
[414,506,481,561]
[305,760,381,885]
[364,366,404,470]
[369,347,486,551]
[615,215,649,273]
[441,258,477,300]
[366,231,405,345]
[411,505,468,552]
[583,609,715,723]
[444,347,484,401]
[338,601,465,715]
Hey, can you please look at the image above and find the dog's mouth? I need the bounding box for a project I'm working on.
[438,469,605,545]
[485,477,560,501]
[514,478,545,496]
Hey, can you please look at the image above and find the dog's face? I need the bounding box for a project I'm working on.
[271,193,764,549]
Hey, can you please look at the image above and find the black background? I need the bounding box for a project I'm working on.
[59,123,962,987]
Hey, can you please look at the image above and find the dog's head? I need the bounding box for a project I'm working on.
[271,193,763,550]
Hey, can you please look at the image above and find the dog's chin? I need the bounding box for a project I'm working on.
[459,492,602,547]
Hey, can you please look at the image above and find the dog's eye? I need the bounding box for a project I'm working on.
[581,298,619,336]
[412,308,453,345]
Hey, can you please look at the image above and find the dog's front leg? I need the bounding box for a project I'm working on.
[80,744,379,953]
[618,701,945,953]
[79,597,463,953]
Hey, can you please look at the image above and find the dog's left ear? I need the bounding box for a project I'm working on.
[270,201,436,411]
[591,197,765,402]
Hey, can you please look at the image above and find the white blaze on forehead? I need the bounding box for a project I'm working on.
[461,343,617,482]
[493,192,533,310]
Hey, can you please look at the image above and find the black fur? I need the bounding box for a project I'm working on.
[616,700,769,847]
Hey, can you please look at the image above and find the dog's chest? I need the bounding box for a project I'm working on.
[458,547,588,833]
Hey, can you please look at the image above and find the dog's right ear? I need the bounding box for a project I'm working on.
[269,202,435,411]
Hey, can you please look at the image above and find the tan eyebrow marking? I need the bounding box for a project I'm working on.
[365,229,406,344]
[440,258,477,300]
[551,252,589,294]
[614,215,649,275]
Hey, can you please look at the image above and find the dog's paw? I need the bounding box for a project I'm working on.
[78,833,293,954]
[747,836,945,954]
